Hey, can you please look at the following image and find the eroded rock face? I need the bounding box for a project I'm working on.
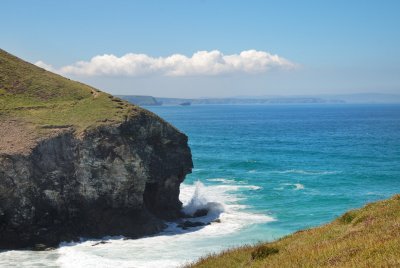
[0,112,192,249]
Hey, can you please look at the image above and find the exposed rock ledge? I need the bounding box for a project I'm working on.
[0,112,192,249]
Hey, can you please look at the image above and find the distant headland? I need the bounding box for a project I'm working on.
[118,93,400,107]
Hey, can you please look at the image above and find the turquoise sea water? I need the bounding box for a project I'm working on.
[1,104,399,267]
[152,104,400,228]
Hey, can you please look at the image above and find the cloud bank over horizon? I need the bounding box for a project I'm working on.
[35,50,296,77]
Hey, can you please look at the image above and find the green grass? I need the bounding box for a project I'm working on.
[0,49,140,132]
[188,194,400,268]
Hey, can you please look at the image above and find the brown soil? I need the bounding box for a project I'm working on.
[0,119,41,155]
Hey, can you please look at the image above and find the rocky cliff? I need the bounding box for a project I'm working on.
[0,49,192,249]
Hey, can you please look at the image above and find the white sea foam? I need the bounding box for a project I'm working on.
[275,183,305,191]
[0,180,273,268]
[180,181,268,232]
[207,178,236,184]
[294,183,305,190]
[182,181,224,217]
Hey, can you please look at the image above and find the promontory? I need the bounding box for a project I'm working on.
[0,49,193,249]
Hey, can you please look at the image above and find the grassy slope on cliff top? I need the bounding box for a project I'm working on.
[189,194,400,268]
[0,49,139,132]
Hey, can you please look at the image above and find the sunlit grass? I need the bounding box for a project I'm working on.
[0,49,142,132]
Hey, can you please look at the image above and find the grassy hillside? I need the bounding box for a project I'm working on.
[0,49,137,133]
[188,194,400,268]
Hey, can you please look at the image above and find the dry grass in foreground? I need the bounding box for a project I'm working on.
[187,194,400,268]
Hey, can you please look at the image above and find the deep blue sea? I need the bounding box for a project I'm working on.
[1,104,399,267]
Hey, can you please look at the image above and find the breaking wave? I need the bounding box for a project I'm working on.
[0,179,273,268]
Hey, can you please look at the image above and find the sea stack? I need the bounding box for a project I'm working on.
[0,49,193,249]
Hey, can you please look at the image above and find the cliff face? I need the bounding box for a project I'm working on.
[0,49,193,249]
[0,112,192,249]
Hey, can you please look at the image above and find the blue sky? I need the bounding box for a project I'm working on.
[2,0,400,97]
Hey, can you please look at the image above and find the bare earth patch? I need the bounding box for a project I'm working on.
[0,119,41,155]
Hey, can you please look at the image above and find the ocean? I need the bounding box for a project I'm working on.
[1,104,399,267]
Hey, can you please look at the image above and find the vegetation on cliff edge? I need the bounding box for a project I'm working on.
[0,49,140,133]
[188,194,400,268]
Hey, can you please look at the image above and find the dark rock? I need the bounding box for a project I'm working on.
[0,114,193,249]
[177,221,206,229]
[92,241,109,246]
[182,208,209,218]
[212,218,221,223]
[32,244,54,251]
[193,208,209,218]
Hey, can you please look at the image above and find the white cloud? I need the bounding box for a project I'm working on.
[35,50,297,77]
[35,60,56,72]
